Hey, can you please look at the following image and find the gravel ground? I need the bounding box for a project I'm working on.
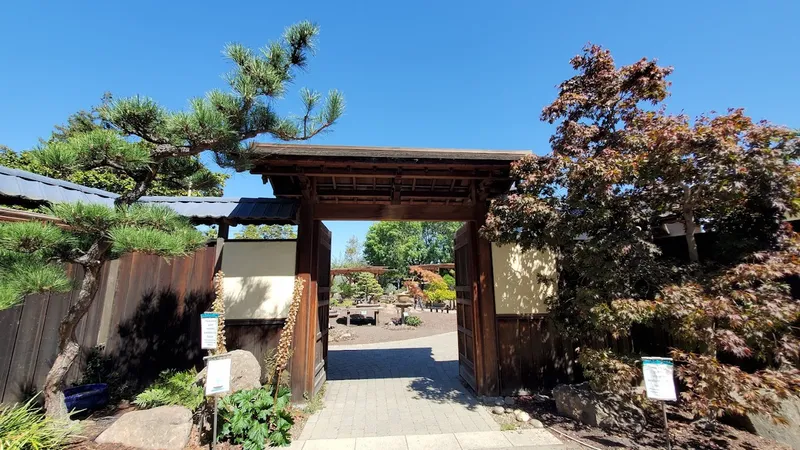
[329,304,457,345]
[486,396,790,450]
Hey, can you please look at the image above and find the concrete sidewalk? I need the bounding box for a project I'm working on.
[289,430,565,450]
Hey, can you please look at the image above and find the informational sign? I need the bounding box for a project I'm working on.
[642,357,677,401]
[205,355,232,396]
[201,312,220,350]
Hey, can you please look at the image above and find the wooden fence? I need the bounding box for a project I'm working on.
[0,244,217,403]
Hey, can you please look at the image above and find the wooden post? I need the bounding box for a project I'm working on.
[470,199,500,396]
[290,199,316,399]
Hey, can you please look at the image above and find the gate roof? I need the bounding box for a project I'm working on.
[248,143,528,221]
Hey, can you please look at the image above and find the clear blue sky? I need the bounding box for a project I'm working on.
[1,1,798,257]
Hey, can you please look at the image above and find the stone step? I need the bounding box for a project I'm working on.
[290,430,566,450]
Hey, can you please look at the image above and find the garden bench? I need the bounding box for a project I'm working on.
[345,307,380,326]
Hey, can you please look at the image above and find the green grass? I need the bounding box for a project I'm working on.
[0,397,78,449]
[500,423,517,431]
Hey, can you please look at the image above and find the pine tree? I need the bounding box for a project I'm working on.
[0,21,343,418]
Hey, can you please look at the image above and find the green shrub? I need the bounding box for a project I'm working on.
[218,386,294,449]
[0,397,77,449]
[133,369,204,411]
[405,316,422,327]
[78,345,134,405]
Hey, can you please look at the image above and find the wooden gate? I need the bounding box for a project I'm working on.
[454,224,477,391]
[313,222,332,394]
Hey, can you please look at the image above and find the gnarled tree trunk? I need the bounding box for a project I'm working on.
[44,247,107,419]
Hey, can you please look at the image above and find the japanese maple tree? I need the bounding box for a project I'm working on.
[483,45,800,422]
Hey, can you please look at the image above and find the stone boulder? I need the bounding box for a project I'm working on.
[96,406,191,450]
[553,382,646,433]
[729,397,800,449]
[196,349,261,392]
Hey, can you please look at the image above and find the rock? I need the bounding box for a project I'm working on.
[492,406,505,415]
[494,399,505,407]
[505,407,513,414]
[529,419,544,428]
[515,410,531,423]
[504,396,516,406]
[96,406,191,450]
[727,397,800,449]
[196,349,261,391]
[553,382,646,433]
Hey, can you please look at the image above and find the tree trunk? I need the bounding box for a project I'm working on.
[43,260,104,419]
[682,185,700,263]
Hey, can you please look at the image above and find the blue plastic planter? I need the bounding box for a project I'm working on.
[64,383,109,412]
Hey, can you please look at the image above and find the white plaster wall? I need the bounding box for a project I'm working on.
[491,243,556,315]
[221,241,296,320]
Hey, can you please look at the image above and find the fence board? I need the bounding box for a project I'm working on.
[0,306,23,401]
[4,294,49,402]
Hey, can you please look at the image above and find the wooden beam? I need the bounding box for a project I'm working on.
[311,189,468,200]
[217,223,230,240]
[252,167,504,180]
[313,203,474,221]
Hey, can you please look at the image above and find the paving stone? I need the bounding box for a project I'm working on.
[303,438,357,450]
[455,431,513,449]
[405,433,461,450]
[503,429,565,448]
[355,436,408,450]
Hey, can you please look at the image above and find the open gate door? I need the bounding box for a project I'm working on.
[454,224,477,391]
[313,222,332,394]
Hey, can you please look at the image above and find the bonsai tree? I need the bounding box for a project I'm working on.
[354,272,383,303]
[0,21,343,418]
[483,44,800,422]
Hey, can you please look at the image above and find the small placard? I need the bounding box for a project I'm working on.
[200,312,220,350]
[205,355,232,396]
[642,357,677,401]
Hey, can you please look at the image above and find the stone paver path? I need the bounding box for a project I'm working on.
[299,332,500,440]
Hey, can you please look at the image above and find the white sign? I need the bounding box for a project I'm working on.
[200,312,220,350]
[205,356,232,396]
[642,357,677,401]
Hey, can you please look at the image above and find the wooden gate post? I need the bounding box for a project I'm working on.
[291,198,318,399]
[471,200,500,396]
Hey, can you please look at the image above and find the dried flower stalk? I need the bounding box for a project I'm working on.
[272,276,305,394]
[212,271,227,355]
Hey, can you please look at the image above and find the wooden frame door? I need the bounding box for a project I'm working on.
[313,222,331,394]
[454,224,477,391]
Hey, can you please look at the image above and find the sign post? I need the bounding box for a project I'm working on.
[204,354,231,450]
[200,312,220,351]
[642,357,677,450]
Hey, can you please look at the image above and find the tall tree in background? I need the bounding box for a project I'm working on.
[483,45,800,422]
[234,224,297,239]
[363,222,460,270]
[0,100,228,198]
[0,21,343,418]
[333,235,365,269]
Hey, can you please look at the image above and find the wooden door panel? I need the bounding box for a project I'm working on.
[314,222,331,394]
[454,224,477,391]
